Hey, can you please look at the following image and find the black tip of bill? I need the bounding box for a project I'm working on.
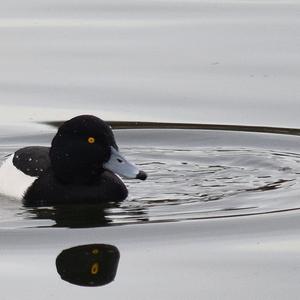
[136,171,147,181]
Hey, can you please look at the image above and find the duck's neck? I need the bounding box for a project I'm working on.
[50,150,104,184]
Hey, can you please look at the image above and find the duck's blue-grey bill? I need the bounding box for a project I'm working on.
[103,147,147,180]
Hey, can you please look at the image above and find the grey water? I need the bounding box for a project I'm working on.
[1,0,300,299]
[1,123,300,299]
[0,0,300,127]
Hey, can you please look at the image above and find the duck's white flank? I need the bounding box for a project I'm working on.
[0,155,37,200]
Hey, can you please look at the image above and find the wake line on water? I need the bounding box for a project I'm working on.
[44,120,300,136]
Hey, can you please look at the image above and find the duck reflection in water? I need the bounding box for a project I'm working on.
[27,202,149,228]
[28,204,113,228]
[56,244,120,287]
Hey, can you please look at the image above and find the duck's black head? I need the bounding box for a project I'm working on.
[50,115,147,184]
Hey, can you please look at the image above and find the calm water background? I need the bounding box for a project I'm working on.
[0,1,300,299]
[0,0,299,126]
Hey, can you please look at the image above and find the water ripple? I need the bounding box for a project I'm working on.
[105,147,300,225]
[1,129,300,228]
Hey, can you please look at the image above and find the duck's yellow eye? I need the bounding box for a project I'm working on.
[91,262,99,275]
[88,137,95,144]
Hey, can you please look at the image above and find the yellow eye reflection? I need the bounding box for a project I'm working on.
[92,249,99,255]
[91,262,99,275]
[88,137,96,144]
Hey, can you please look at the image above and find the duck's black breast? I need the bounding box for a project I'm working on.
[23,169,128,207]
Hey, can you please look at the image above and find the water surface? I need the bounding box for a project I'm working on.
[0,0,299,126]
[1,122,300,299]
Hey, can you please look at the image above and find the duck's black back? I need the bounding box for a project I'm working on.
[13,146,50,177]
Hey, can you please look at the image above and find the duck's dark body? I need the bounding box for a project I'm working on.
[24,168,128,207]
[13,146,50,177]
[13,145,127,207]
